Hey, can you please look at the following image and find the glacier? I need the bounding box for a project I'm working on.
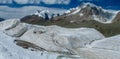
[0,19,120,59]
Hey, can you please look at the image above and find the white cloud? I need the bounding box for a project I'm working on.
[42,0,70,5]
[0,0,71,5]
[42,0,56,4]
[0,0,12,4]
[0,6,67,19]
[14,0,29,4]
[28,0,41,4]
[57,0,70,4]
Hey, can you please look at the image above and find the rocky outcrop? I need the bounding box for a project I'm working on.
[53,3,117,23]
[21,15,45,24]
[0,18,5,21]
[112,12,120,22]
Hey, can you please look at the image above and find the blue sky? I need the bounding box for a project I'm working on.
[69,0,120,10]
[78,0,120,10]
[0,0,120,10]
[0,0,119,19]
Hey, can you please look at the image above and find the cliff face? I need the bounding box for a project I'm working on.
[0,18,4,21]
[52,3,116,23]
[21,15,45,24]
[112,12,120,22]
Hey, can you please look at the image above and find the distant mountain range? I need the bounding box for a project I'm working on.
[21,3,119,24]
[0,0,119,19]
[21,3,120,37]
[0,0,72,9]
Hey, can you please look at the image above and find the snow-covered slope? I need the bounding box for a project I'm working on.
[1,19,120,59]
[0,19,82,59]
[74,35,120,59]
[75,48,120,59]
[19,25,104,52]
[0,31,65,59]
[0,19,20,30]
[90,35,120,51]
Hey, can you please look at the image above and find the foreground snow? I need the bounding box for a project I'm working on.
[0,31,62,59]
[0,19,120,59]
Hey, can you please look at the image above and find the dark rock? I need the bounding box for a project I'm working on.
[21,15,45,24]
[112,12,120,22]
[0,18,5,22]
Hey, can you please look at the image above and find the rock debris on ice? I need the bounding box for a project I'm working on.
[0,19,120,59]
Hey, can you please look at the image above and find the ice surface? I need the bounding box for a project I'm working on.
[0,19,120,59]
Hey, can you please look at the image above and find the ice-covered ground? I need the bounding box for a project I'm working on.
[0,19,120,59]
[0,31,62,59]
[0,19,81,59]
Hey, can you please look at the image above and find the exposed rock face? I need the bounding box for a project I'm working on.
[112,12,120,22]
[20,3,119,25]
[21,15,45,24]
[52,3,117,23]
[34,10,58,20]
[0,18,5,21]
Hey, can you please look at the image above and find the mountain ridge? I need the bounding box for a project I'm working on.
[61,3,119,23]
[21,3,120,37]
[22,3,119,24]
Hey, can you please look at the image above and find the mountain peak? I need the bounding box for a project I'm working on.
[81,2,99,8]
[65,2,101,14]
[63,3,119,23]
